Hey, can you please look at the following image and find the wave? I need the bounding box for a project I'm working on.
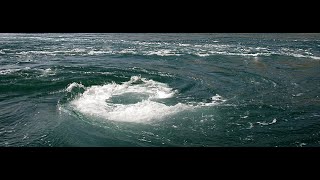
[88,50,113,55]
[256,119,277,126]
[198,94,226,106]
[129,67,175,77]
[16,48,87,56]
[3,35,319,60]
[145,49,181,56]
[0,67,56,78]
[66,82,85,92]
[4,40,320,59]
[0,69,21,75]
[279,52,320,60]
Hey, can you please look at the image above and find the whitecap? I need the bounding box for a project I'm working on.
[0,69,21,75]
[39,68,56,77]
[146,49,179,56]
[66,82,85,92]
[199,94,226,106]
[88,50,112,55]
[256,118,277,126]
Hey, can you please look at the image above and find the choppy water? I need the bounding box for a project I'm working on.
[0,33,319,147]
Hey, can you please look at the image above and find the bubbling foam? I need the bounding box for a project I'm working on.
[69,76,189,122]
[68,76,226,123]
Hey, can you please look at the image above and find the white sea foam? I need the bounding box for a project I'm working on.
[257,118,277,126]
[288,53,320,60]
[199,94,226,106]
[195,53,211,57]
[68,76,225,123]
[49,89,65,95]
[119,49,138,55]
[72,99,189,123]
[69,76,188,122]
[66,82,85,92]
[278,48,320,60]
[71,48,86,53]
[40,68,56,77]
[247,122,254,129]
[146,49,178,56]
[16,49,87,56]
[129,67,175,78]
[0,69,21,75]
[11,40,320,59]
[178,43,191,47]
[88,50,112,55]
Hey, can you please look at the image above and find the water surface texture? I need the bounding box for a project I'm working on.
[0,33,319,147]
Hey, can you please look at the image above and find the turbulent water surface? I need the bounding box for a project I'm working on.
[0,33,319,147]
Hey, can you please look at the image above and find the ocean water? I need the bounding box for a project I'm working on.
[0,33,319,147]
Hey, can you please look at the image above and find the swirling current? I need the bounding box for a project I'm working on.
[0,33,319,147]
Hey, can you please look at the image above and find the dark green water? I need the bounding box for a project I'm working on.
[0,33,319,147]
